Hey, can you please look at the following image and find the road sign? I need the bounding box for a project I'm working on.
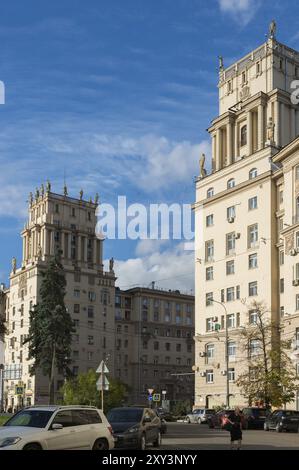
[96,361,109,374]
[148,388,154,395]
[96,376,109,391]
[15,386,24,396]
[148,395,153,401]
[153,394,161,402]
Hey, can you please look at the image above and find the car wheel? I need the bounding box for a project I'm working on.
[276,424,282,433]
[264,424,269,431]
[153,431,162,448]
[197,417,202,424]
[139,434,146,450]
[92,438,109,450]
[186,417,191,424]
[23,443,42,450]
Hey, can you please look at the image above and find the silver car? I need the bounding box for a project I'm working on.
[185,409,215,424]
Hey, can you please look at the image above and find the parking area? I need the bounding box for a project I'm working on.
[159,422,299,450]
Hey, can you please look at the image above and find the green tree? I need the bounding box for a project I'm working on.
[236,301,299,408]
[61,369,129,413]
[24,256,74,404]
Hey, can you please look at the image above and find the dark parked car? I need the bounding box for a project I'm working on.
[264,410,299,433]
[242,407,269,429]
[107,407,162,450]
[208,409,235,429]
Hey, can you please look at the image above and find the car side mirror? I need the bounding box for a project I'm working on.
[51,423,63,430]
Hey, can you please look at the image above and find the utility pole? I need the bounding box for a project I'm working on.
[210,299,230,409]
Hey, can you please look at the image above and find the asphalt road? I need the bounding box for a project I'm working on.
[158,422,299,450]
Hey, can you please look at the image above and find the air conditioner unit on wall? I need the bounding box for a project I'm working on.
[199,352,207,358]
[221,370,227,376]
[199,372,206,377]
[290,249,297,256]
[293,280,299,287]
[228,217,235,224]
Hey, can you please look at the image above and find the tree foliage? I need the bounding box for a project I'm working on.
[24,256,74,403]
[61,369,129,413]
[236,301,299,408]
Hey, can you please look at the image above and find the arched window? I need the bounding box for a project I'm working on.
[227,178,235,189]
[207,188,214,199]
[241,125,247,147]
[249,168,258,180]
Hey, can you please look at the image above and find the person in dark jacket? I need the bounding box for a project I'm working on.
[228,407,243,450]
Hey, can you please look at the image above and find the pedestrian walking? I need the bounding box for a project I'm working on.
[227,407,243,450]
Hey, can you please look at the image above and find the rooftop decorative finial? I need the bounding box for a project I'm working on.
[35,188,40,200]
[269,20,277,39]
[218,55,224,71]
[41,183,45,197]
[79,189,83,200]
[95,193,99,204]
[199,153,207,179]
[29,192,33,206]
[64,184,68,197]
[46,180,51,192]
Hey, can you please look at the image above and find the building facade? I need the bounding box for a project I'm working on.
[194,30,299,409]
[4,185,116,409]
[114,287,195,406]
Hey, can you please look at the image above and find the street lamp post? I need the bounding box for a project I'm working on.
[210,299,230,409]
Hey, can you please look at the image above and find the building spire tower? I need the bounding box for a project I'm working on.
[194,26,299,409]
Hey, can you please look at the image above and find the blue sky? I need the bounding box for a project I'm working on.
[0,0,299,292]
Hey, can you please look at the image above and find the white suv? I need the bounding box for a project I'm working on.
[0,405,115,450]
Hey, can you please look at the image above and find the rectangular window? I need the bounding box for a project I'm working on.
[227,314,235,329]
[206,370,214,384]
[295,263,299,280]
[74,304,80,314]
[248,224,259,248]
[250,339,260,357]
[226,233,235,256]
[206,293,213,307]
[249,281,258,297]
[226,260,235,275]
[296,232,299,249]
[227,206,236,221]
[74,289,80,298]
[248,196,258,211]
[249,310,258,324]
[206,344,214,363]
[280,278,284,294]
[88,336,94,345]
[206,267,214,281]
[226,287,235,302]
[206,214,214,227]
[206,318,214,332]
[205,240,214,262]
[249,253,258,269]
[279,251,284,266]
[228,342,236,360]
[296,294,299,311]
[228,368,235,382]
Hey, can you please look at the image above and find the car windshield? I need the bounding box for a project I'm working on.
[283,411,299,416]
[252,409,267,417]
[206,409,215,414]
[107,409,143,423]
[4,410,54,428]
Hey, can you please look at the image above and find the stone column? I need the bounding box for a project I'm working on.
[68,233,72,259]
[99,240,103,268]
[77,235,81,262]
[84,237,88,262]
[247,110,253,155]
[296,109,299,138]
[291,107,296,141]
[211,134,216,172]
[234,121,239,160]
[22,236,26,263]
[227,122,233,165]
[61,232,65,259]
[44,229,48,256]
[258,104,265,150]
[274,101,280,147]
[216,128,221,171]
[93,238,97,265]
[50,231,55,256]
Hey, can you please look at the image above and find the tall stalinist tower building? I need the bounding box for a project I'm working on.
[194,24,299,409]
[4,184,116,408]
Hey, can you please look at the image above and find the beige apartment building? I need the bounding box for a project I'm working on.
[114,287,195,406]
[3,185,116,408]
[194,28,299,409]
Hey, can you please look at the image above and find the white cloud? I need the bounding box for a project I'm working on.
[218,0,260,25]
[111,242,194,293]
